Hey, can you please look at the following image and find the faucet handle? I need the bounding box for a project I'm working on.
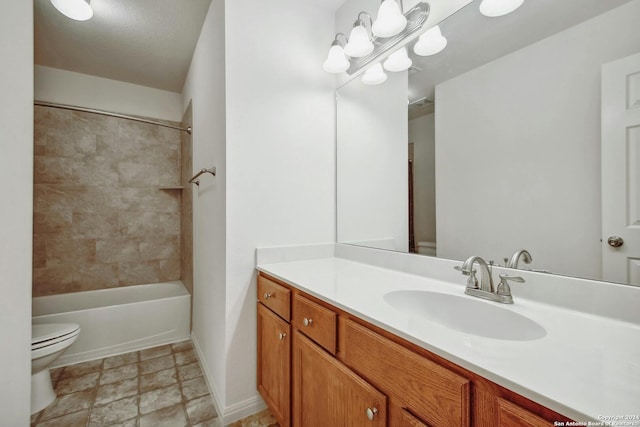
[454,265,475,275]
[498,273,525,283]
[455,265,478,288]
[496,274,525,298]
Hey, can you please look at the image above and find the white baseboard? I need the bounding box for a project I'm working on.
[221,395,266,426]
[190,331,267,426]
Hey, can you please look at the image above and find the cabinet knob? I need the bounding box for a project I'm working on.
[264,292,272,300]
[278,332,287,340]
[303,317,313,327]
[365,407,378,421]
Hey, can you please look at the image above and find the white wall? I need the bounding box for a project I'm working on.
[436,0,640,278]
[223,0,336,420]
[337,72,409,251]
[408,113,436,245]
[181,0,228,413]
[35,65,183,122]
[0,1,33,425]
[183,0,336,422]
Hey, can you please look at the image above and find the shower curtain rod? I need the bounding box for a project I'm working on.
[34,101,192,135]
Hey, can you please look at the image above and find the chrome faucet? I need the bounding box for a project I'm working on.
[507,249,532,269]
[455,255,525,304]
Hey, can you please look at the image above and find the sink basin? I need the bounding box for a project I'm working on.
[383,290,546,341]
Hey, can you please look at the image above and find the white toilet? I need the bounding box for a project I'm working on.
[31,323,81,414]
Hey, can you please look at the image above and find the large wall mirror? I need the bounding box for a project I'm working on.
[336,0,640,286]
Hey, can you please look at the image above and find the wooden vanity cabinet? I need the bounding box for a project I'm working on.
[293,331,387,427]
[257,275,292,427]
[257,272,572,427]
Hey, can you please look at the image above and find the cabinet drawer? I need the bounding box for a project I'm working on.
[340,319,470,427]
[496,398,552,427]
[292,294,337,355]
[258,275,291,321]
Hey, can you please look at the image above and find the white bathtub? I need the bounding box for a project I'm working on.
[32,281,191,367]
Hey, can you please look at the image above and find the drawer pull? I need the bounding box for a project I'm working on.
[278,332,287,340]
[264,292,272,300]
[303,317,313,327]
[366,407,378,421]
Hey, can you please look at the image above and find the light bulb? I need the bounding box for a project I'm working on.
[383,47,412,72]
[361,63,387,85]
[323,45,350,73]
[344,25,374,58]
[372,0,407,38]
[479,0,524,17]
[413,25,447,56]
[50,0,93,21]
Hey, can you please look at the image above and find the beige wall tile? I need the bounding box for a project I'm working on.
[33,107,186,296]
[118,260,160,285]
[72,263,120,291]
[45,238,96,266]
[34,156,74,184]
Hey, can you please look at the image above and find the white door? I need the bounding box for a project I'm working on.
[602,52,640,285]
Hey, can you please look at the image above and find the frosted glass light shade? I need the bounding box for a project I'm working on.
[479,0,524,17]
[50,0,93,21]
[383,47,412,72]
[372,0,407,38]
[413,25,447,56]
[323,45,350,73]
[344,25,374,58]
[362,63,387,85]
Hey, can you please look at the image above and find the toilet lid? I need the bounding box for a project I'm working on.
[32,323,80,349]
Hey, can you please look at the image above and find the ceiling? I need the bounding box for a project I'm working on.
[34,0,212,93]
[34,0,348,93]
[407,0,634,106]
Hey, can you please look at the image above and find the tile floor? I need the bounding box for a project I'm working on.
[228,410,278,427]
[31,340,218,427]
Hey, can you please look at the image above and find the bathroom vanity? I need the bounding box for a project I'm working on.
[255,244,640,427]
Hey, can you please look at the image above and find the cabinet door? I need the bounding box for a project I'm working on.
[401,410,429,427]
[293,331,387,427]
[257,303,291,427]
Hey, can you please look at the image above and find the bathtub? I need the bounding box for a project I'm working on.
[32,281,191,367]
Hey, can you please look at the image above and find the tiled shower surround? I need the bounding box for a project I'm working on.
[33,106,183,296]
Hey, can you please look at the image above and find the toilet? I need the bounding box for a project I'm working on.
[31,323,81,414]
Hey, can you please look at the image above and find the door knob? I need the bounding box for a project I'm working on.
[278,332,287,340]
[607,236,624,247]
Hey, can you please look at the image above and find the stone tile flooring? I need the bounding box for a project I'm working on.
[30,340,219,427]
[228,409,278,427]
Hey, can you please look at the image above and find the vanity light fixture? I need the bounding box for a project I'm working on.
[323,34,350,73]
[372,0,407,38]
[344,12,375,58]
[479,0,524,17]
[383,47,412,72]
[361,63,388,85]
[50,0,93,21]
[413,25,447,56]
[323,2,429,75]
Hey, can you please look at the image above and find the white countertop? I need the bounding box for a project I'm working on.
[257,256,640,424]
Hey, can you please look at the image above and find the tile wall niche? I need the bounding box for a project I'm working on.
[33,105,188,297]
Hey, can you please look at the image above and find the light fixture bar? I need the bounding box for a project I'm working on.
[346,2,429,75]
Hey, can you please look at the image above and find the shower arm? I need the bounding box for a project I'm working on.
[188,167,216,186]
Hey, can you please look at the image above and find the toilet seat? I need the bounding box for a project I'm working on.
[32,323,80,351]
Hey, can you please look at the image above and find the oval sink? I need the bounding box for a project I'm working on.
[383,290,546,341]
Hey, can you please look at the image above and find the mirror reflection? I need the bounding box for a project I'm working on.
[336,0,640,286]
